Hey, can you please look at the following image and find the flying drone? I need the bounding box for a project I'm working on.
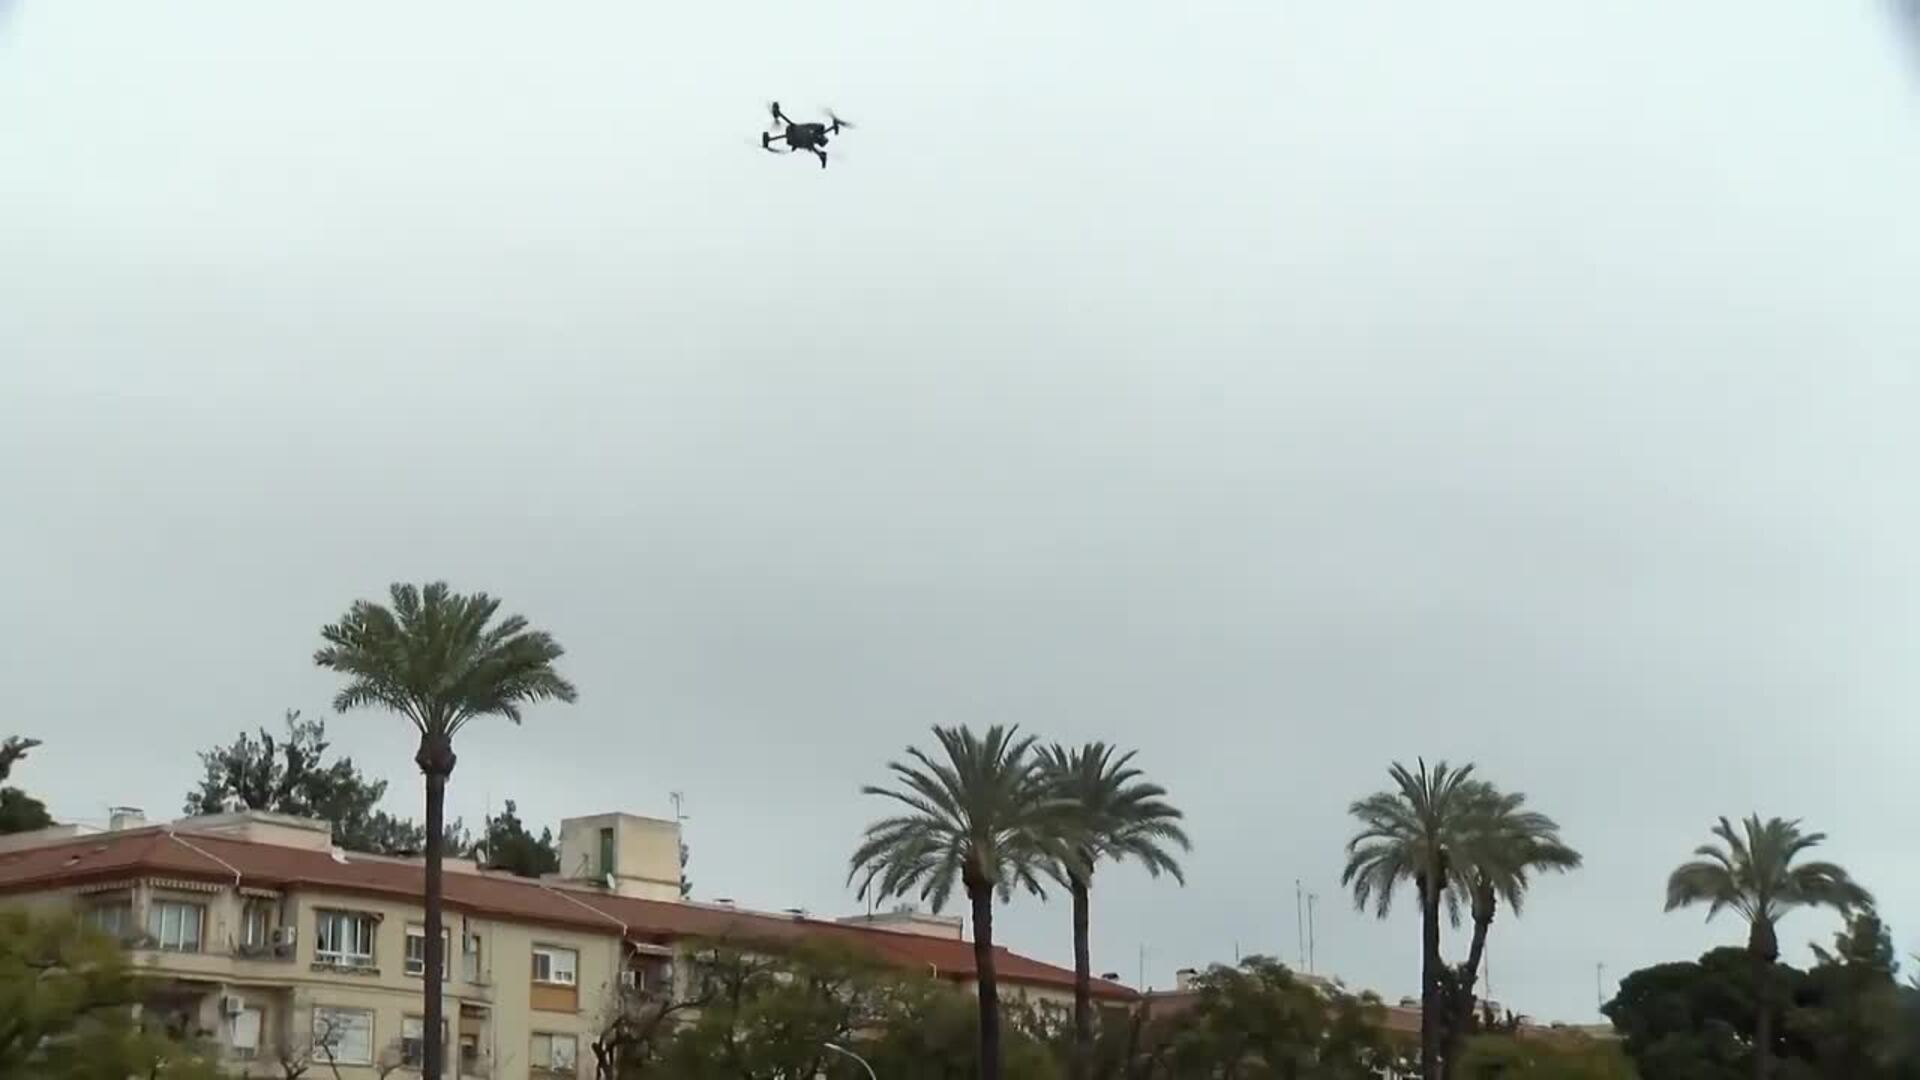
[760,102,852,169]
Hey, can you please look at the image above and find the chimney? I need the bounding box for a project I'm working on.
[108,807,146,832]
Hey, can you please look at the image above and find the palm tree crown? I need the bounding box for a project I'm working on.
[314,582,577,751]
[1343,759,1485,914]
[1040,742,1190,887]
[848,724,1064,908]
[1451,781,1582,924]
[1665,815,1872,958]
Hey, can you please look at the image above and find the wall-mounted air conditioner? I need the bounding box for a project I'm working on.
[221,994,247,1017]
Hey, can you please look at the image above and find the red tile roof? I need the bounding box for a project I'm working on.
[0,827,1134,1002]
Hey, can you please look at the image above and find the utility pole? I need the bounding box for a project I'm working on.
[1596,963,1606,1013]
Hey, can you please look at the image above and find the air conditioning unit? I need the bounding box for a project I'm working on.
[222,994,247,1017]
[619,970,639,990]
[271,926,298,948]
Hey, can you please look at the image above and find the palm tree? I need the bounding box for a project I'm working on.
[849,725,1066,1080]
[1665,815,1872,1080]
[1039,742,1190,1080]
[1438,782,1581,1080]
[315,582,576,1080]
[1341,759,1484,1080]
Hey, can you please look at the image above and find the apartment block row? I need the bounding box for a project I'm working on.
[0,807,1134,1079]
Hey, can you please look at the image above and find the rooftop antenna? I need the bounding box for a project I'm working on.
[1295,879,1305,969]
[1307,891,1318,974]
[1138,943,1150,990]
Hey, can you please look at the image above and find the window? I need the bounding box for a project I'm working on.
[462,932,484,983]
[241,900,277,950]
[401,1017,448,1069]
[529,1033,577,1075]
[230,1007,263,1059]
[459,1033,481,1075]
[531,946,577,986]
[311,1007,374,1066]
[146,900,204,952]
[405,925,451,979]
[315,910,377,967]
[85,899,134,940]
[597,827,614,876]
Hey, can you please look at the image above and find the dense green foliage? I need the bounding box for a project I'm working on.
[1454,1033,1637,1080]
[0,910,223,1079]
[183,711,458,855]
[473,798,561,878]
[0,734,53,834]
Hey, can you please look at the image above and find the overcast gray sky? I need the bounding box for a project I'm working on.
[4,1,1919,1024]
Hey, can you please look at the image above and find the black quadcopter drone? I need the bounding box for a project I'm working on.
[760,102,852,169]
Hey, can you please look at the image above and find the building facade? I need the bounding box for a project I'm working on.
[0,808,1133,1079]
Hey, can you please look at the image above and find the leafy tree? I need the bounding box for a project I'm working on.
[849,724,1068,1080]
[316,581,577,1080]
[1665,815,1872,1080]
[474,799,559,878]
[1788,910,1915,1080]
[0,909,223,1079]
[1136,956,1396,1079]
[184,710,461,855]
[1454,1033,1636,1080]
[1038,741,1190,1080]
[1604,947,1768,1080]
[0,735,53,834]
[1439,782,1582,1079]
[1342,758,1484,1080]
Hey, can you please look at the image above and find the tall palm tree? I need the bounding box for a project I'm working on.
[1665,815,1872,1080]
[1438,782,1581,1080]
[849,725,1066,1080]
[315,582,576,1080]
[1039,742,1190,1080]
[1341,759,1484,1080]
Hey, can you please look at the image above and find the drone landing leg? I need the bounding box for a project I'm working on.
[812,148,828,169]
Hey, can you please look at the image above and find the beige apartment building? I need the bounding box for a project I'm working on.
[0,807,1133,1079]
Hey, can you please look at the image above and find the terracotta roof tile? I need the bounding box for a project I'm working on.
[0,828,1133,1001]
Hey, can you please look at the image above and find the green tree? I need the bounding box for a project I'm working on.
[1140,956,1394,1079]
[1605,947,1767,1080]
[1454,1033,1636,1080]
[0,736,53,834]
[1665,815,1872,1080]
[0,909,223,1079]
[1789,910,1912,1080]
[849,724,1067,1080]
[184,710,460,855]
[1038,742,1189,1080]
[1342,758,1484,1080]
[316,581,577,1080]
[1440,782,1582,1079]
[474,799,559,878]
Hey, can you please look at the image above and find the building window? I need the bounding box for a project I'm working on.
[531,945,578,986]
[311,1007,374,1066]
[314,910,377,968]
[463,932,485,983]
[85,898,135,940]
[529,1032,577,1076]
[240,900,277,951]
[230,1006,264,1059]
[405,925,451,979]
[146,900,204,952]
[597,827,614,876]
[401,1017,448,1069]
[459,1032,481,1076]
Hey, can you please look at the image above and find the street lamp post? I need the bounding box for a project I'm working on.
[823,1041,877,1080]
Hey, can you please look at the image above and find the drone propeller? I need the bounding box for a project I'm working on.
[822,109,855,132]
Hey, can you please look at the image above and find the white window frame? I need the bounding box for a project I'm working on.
[240,899,277,950]
[530,1032,578,1075]
[147,899,205,952]
[400,1016,448,1069]
[405,925,451,979]
[462,931,485,983]
[314,910,377,968]
[531,945,578,986]
[311,1006,375,1067]
[86,898,135,939]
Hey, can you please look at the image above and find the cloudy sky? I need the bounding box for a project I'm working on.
[4,1,1918,1023]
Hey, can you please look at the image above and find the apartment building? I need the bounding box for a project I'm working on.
[0,807,1134,1079]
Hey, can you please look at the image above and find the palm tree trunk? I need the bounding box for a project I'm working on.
[1420,882,1443,1080]
[1441,910,1494,1080]
[1071,876,1093,1080]
[417,734,456,1080]
[1752,954,1771,1080]
[970,882,1003,1080]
